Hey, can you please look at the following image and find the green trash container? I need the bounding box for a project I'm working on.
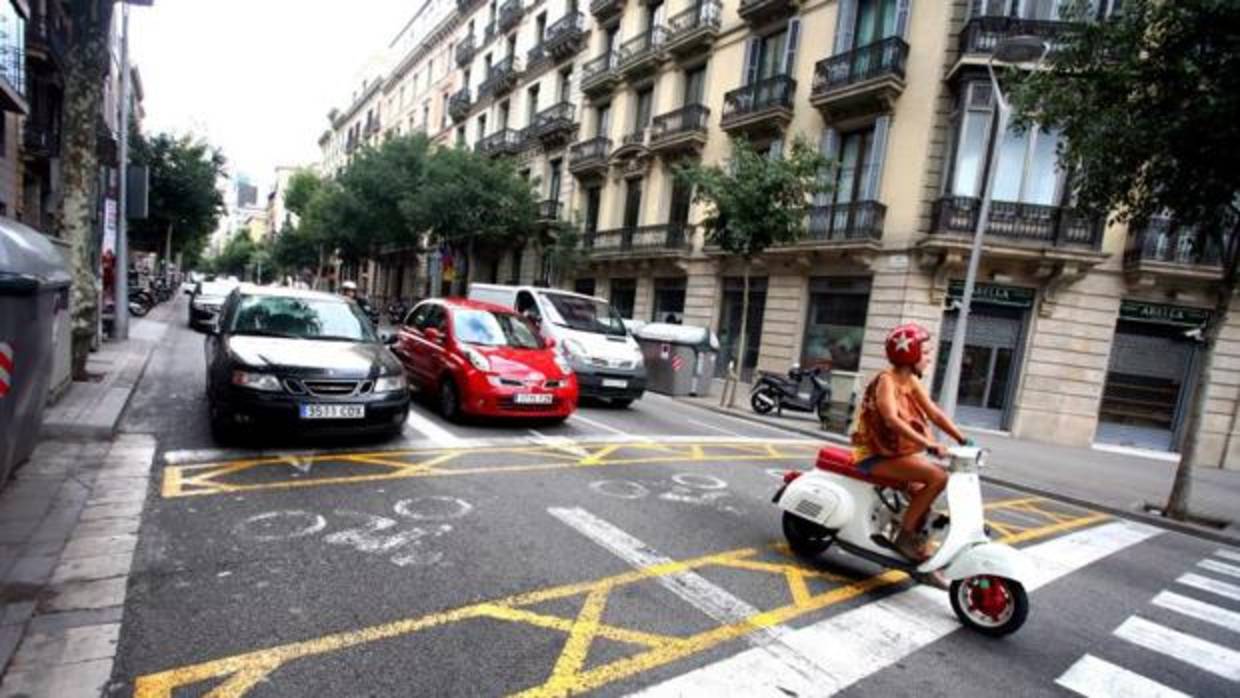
[0,219,72,486]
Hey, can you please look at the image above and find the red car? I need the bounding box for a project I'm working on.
[393,298,579,421]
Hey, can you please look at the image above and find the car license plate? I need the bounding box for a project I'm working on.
[513,393,553,405]
[602,379,628,389]
[300,404,365,419]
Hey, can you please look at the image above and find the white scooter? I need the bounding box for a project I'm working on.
[773,443,1032,636]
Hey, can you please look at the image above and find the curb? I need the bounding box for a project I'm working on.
[675,397,1240,547]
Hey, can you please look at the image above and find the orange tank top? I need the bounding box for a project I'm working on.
[851,370,930,459]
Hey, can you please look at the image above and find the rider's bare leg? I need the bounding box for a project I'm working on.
[871,454,947,545]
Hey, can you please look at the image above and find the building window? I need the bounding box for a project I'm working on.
[596,103,611,138]
[0,2,25,104]
[801,277,871,372]
[574,278,596,296]
[832,127,875,204]
[610,278,636,318]
[684,66,706,105]
[584,186,601,233]
[498,100,510,129]
[526,84,539,125]
[652,277,686,324]
[558,69,572,102]
[477,114,487,141]
[535,12,547,42]
[634,88,653,133]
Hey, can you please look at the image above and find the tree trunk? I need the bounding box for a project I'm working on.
[1165,221,1240,520]
[313,244,325,290]
[728,260,752,409]
[61,0,114,379]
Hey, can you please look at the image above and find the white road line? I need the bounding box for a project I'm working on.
[404,408,466,446]
[643,392,811,438]
[1152,591,1240,635]
[526,429,590,458]
[627,520,1161,697]
[568,412,629,435]
[680,416,744,437]
[1113,616,1240,681]
[1199,558,1240,579]
[1215,548,1240,564]
[1177,572,1240,602]
[1055,654,1189,698]
[548,507,839,690]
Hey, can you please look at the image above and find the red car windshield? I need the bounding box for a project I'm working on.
[452,309,543,349]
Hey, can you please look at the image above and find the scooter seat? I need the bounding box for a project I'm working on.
[814,445,907,490]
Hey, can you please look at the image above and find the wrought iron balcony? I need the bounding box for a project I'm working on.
[810,37,908,120]
[581,52,619,98]
[475,128,526,157]
[617,28,667,78]
[1124,218,1225,279]
[527,42,550,71]
[958,16,1074,61]
[930,196,1103,250]
[457,0,486,13]
[531,102,577,145]
[569,137,612,176]
[649,104,709,154]
[538,199,563,221]
[22,120,60,160]
[738,0,798,25]
[364,119,381,136]
[484,21,497,41]
[806,201,886,243]
[590,0,625,22]
[456,35,477,67]
[545,12,587,60]
[585,224,692,257]
[498,0,523,33]
[612,128,649,160]
[449,88,472,122]
[478,55,521,99]
[721,74,796,135]
[664,1,722,58]
[25,11,66,67]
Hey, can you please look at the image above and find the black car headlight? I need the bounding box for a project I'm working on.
[231,370,283,392]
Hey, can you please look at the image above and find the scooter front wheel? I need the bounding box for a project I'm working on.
[949,576,1029,637]
[782,512,834,557]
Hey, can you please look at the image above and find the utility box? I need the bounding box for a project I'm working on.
[634,323,719,397]
[0,219,72,485]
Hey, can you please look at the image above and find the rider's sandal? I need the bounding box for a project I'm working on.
[919,570,951,591]
[893,530,929,562]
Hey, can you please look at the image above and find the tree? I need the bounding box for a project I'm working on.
[336,135,431,259]
[128,131,227,264]
[283,169,323,219]
[271,221,320,280]
[210,232,258,277]
[676,138,828,406]
[1010,0,1240,519]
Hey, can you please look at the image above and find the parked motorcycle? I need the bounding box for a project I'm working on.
[773,444,1031,636]
[127,288,153,317]
[750,364,832,424]
[387,298,410,326]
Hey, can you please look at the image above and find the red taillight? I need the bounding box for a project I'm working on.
[783,470,803,484]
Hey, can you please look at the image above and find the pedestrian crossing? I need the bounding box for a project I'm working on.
[1056,547,1240,697]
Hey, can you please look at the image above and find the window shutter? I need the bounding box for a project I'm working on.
[743,38,760,85]
[896,0,912,39]
[833,0,857,54]
[782,18,801,75]
[816,128,841,205]
[861,115,891,202]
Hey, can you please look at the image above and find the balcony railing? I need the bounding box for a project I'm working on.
[476,128,526,157]
[813,37,909,96]
[538,199,563,221]
[498,0,523,32]
[721,74,796,127]
[449,87,472,122]
[931,196,1102,249]
[484,21,497,41]
[958,16,1075,58]
[456,35,477,66]
[527,42,550,70]
[590,0,625,21]
[738,0,796,24]
[1124,218,1224,268]
[617,28,666,71]
[457,0,486,13]
[650,104,709,144]
[22,121,60,159]
[478,55,521,98]
[586,224,692,254]
[569,136,612,172]
[806,201,886,242]
[531,102,577,141]
[665,1,722,53]
[545,12,587,59]
[581,52,619,93]
[25,11,66,65]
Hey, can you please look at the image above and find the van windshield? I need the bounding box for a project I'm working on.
[542,292,628,337]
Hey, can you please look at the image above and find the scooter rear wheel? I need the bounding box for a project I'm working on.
[782,512,834,557]
[751,388,777,415]
[949,576,1029,637]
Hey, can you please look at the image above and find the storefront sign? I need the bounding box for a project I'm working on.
[1119,300,1212,328]
[103,199,118,254]
[946,281,1035,309]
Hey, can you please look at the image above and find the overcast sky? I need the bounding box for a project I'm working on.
[129,0,412,196]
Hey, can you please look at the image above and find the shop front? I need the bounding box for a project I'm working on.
[933,281,1034,431]
[716,277,767,382]
[800,277,871,373]
[1094,300,1208,451]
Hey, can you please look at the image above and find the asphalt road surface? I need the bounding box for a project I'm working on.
[104,307,1240,697]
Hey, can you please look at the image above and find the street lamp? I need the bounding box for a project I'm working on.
[937,36,1050,420]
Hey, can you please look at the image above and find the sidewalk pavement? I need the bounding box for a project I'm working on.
[676,379,1240,542]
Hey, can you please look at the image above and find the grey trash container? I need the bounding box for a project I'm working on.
[634,323,719,397]
[0,219,72,486]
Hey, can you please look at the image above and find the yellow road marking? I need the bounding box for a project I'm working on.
[132,504,1106,697]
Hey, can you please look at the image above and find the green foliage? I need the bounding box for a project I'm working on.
[271,221,319,274]
[282,169,323,218]
[210,232,258,277]
[675,138,828,259]
[1010,0,1240,240]
[337,135,431,256]
[127,130,227,257]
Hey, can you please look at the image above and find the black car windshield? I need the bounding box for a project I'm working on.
[453,309,543,349]
[228,295,376,342]
[542,293,627,337]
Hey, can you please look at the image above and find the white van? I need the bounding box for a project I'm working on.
[467,284,646,405]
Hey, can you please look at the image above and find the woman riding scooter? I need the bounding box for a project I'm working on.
[852,323,970,565]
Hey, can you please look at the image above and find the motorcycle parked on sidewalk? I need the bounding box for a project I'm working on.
[128,287,154,317]
[773,444,1032,636]
[750,364,832,424]
[387,298,410,326]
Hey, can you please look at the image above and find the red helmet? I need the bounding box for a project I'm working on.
[885,323,932,367]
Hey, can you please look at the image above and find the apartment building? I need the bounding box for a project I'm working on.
[322,0,1240,468]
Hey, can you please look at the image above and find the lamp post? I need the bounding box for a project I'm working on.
[938,36,1050,420]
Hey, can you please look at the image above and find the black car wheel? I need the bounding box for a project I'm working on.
[208,401,235,445]
[439,379,461,422]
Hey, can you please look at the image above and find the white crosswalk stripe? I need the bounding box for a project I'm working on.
[1215,548,1240,564]
[1112,616,1240,681]
[1177,572,1240,602]
[1056,654,1190,698]
[1198,558,1240,580]
[1151,591,1240,635]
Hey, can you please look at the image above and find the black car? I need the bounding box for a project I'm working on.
[188,280,238,330]
[201,285,410,443]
